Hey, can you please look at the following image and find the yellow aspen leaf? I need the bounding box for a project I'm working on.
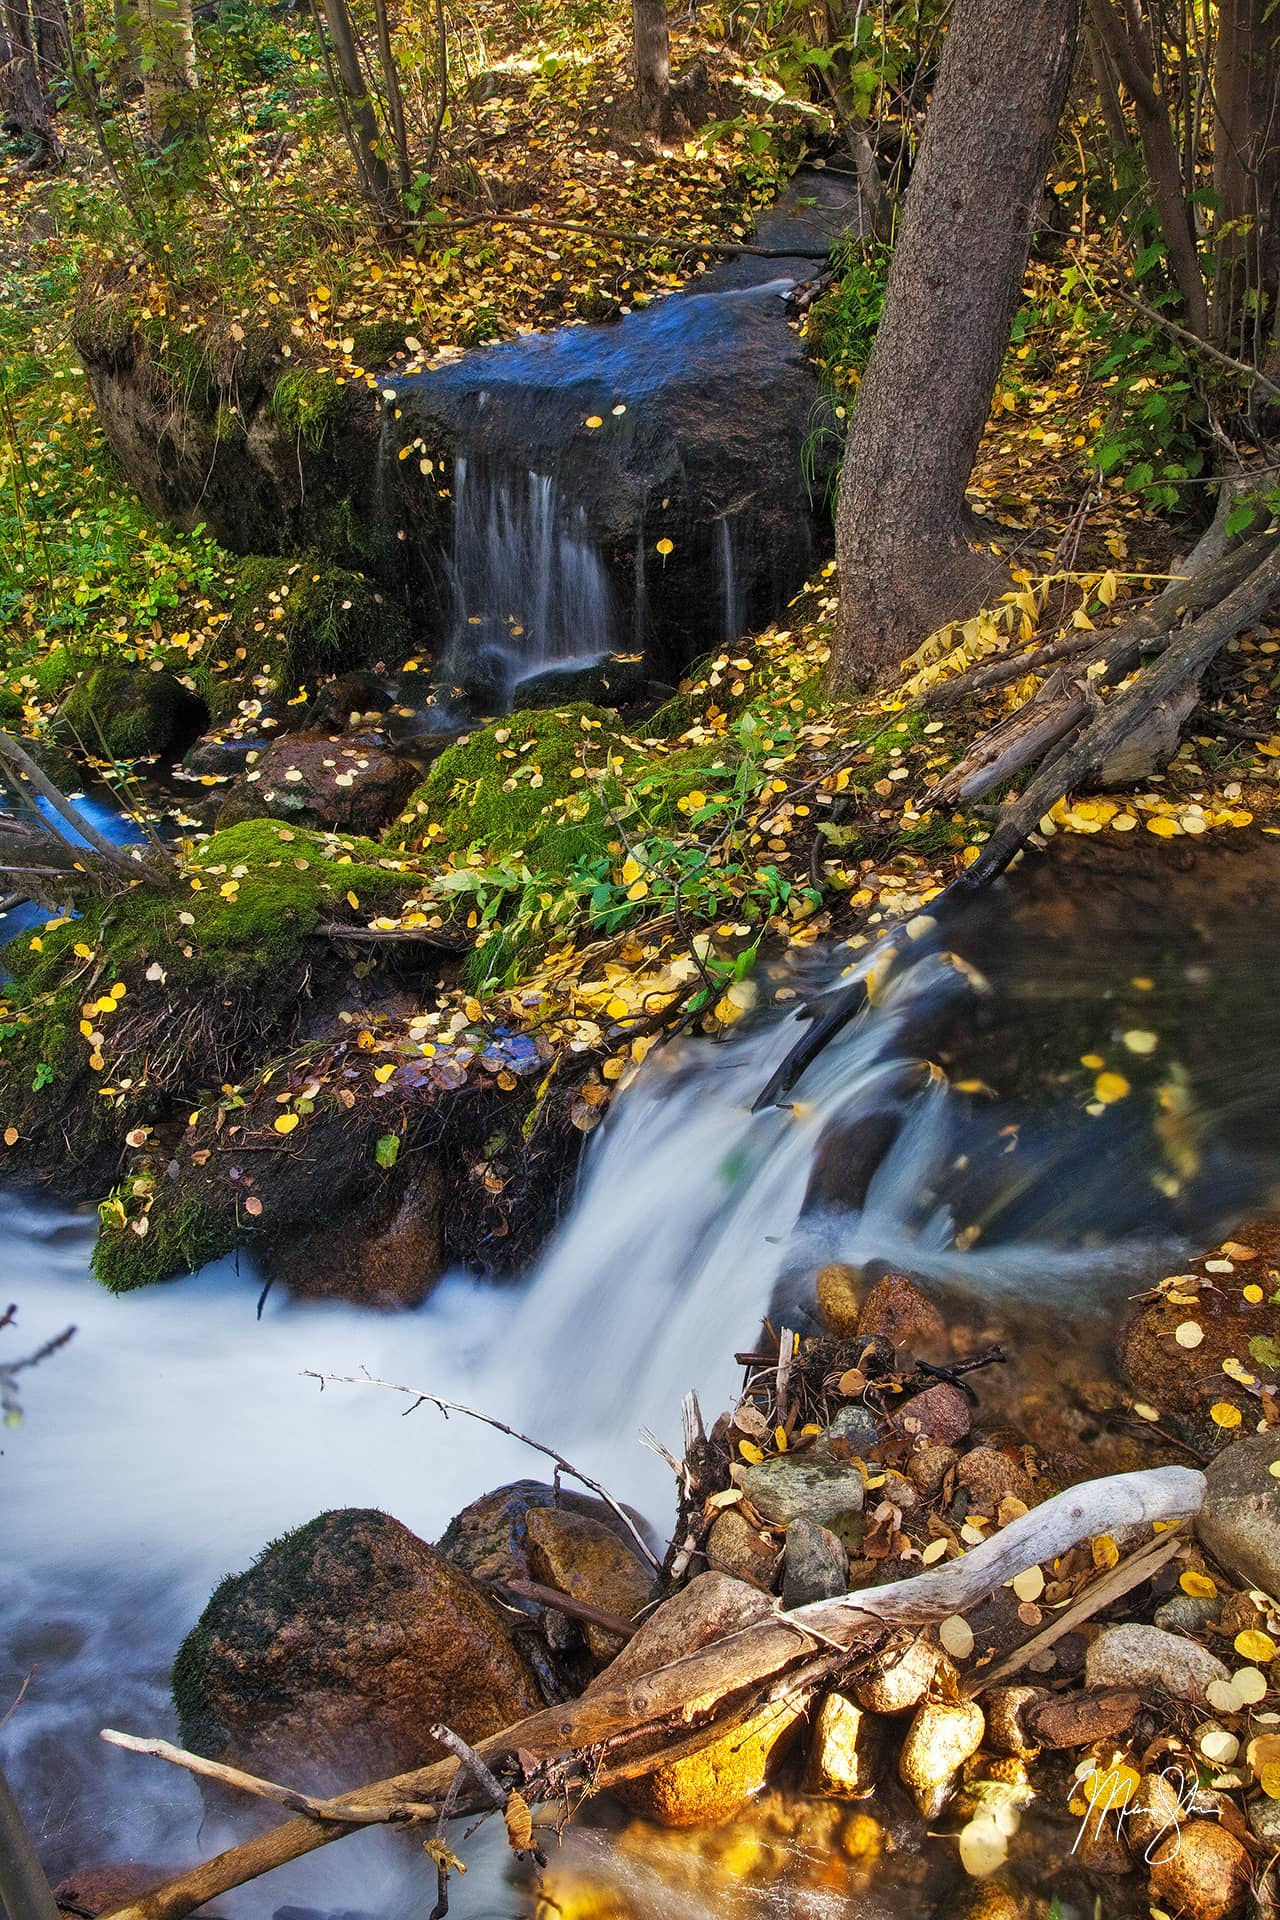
[584,415,603,428]
[1092,1534,1120,1570]
[1236,1629,1278,1663]
[373,1064,396,1083]
[656,537,674,556]
[1175,1320,1205,1348]
[346,891,360,909]
[774,1426,788,1451]
[738,1439,764,1463]
[1094,1071,1131,1104]
[273,1113,299,1135]
[1147,816,1180,837]
[2,1126,17,1147]
[1210,1401,1243,1428]
[1180,1570,1218,1598]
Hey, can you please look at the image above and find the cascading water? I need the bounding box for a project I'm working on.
[439,453,616,700]
[6,839,1280,1915]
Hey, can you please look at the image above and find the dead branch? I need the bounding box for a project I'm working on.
[0,733,160,884]
[496,1578,639,1640]
[303,1370,661,1574]
[99,1732,438,1824]
[99,1463,1203,1920]
[312,922,467,950]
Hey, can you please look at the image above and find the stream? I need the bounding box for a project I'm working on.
[4,832,1280,1917]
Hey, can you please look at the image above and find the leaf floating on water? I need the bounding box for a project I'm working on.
[1122,1029,1157,1055]
[1093,1071,1130,1105]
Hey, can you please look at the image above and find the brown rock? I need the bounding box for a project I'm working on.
[1196,1433,1280,1598]
[1122,1278,1280,1449]
[525,1506,654,1665]
[983,1684,1048,1758]
[706,1506,776,1588]
[906,1443,957,1500]
[804,1689,880,1797]
[1024,1687,1140,1750]
[265,1154,444,1308]
[218,731,418,835]
[851,1637,945,1715]
[857,1273,946,1355]
[816,1262,863,1337]
[592,1572,773,1691]
[437,1479,650,1588]
[172,1508,541,1792]
[898,1698,985,1817]
[897,1383,971,1447]
[954,1446,1036,1515]
[1148,1818,1251,1920]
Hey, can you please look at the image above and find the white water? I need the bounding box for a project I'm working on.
[4,890,1279,1912]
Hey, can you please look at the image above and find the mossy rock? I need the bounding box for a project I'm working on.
[193,555,408,719]
[61,664,209,763]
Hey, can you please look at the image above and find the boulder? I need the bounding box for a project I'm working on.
[856,1274,947,1356]
[1084,1623,1229,1700]
[815,1261,863,1338]
[781,1518,849,1608]
[63,663,207,764]
[262,1154,445,1309]
[898,1698,985,1818]
[895,1383,970,1448]
[217,732,418,835]
[705,1505,777,1588]
[803,1689,879,1798]
[172,1508,541,1792]
[523,1505,654,1665]
[737,1455,865,1530]
[1195,1433,1280,1597]
[182,729,273,781]
[437,1479,650,1588]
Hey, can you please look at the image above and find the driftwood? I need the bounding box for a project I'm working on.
[99,1463,1203,1920]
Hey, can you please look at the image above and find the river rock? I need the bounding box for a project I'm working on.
[706,1505,777,1588]
[217,731,418,834]
[738,1455,866,1530]
[1251,1795,1280,1847]
[803,1689,879,1797]
[593,1571,773,1690]
[954,1446,1036,1515]
[898,1698,985,1817]
[1121,1285,1280,1446]
[895,1382,970,1447]
[63,662,208,763]
[182,729,272,780]
[1195,1433,1280,1597]
[437,1479,651,1588]
[781,1517,849,1608]
[1023,1686,1140,1750]
[262,1153,444,1308]
[515,653,660,713]
[1084,1623,1230,1699]
[172,1508,541,1791]
[524,1506,654,1665]
[983,1685,1048,1758]
[815,1261,863,1337]
[857,1273,947,1355]
[1148,1819,1251,1920]
[906,1443,958,1500]
[851,1637,945,1715]
[816,1404,880,1458]
[1154,1591,1223,1634]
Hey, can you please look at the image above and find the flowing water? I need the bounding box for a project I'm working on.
[5,834,1280,1916]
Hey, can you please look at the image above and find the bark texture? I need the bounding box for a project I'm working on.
[138,0,197,141]
[1,0,64,162]
[631,0,669,134]
[830,0,1084,688]
[1214,0,1280,355]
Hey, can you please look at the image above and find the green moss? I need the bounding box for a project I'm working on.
[351,317,407,366]
[194,554,406,718]
[62,663,208,762]
[268,368,347,452]
[93,1191,233,1294]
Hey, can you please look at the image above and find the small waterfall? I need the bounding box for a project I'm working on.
[716,516,745,644]
[441,454,615,700]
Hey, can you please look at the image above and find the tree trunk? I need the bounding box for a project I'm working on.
[111,0,139,91]
[317,0,401,224]
[1213,0,1280,357]
[138,0,198,142]
[1086,0,1211,337]
[829,0,1084,690]
[0,0,63,163]
[30,0,68,92]
[632,0,669,135]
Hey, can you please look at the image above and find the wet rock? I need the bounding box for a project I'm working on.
[851,1637,945,1715]
[952,1884,1035,1920]
[738,1455,865,1530]
[524,1506,654,1665]
[781,1518,849,1608]
[262,1154,444,1309]
[1122,1287,1280,1447]
[815,1262,863,1338]
[515,654,660,713]
[303,670,397,732]
[1154,1591,1223,1634]
[804,1689,879,1797]
[896,1383,971,1448]
[437,1479,650,1588]
[898,1697,985,1818]
[706,1506,776,1588]
[618,1692,807,1828]
[906,1443,958,1500]
[182,730,271,779]
[217,731,418,835]
[984,1685,1048,1758]
[1127,1768,1190,1853]
[816,1403,880,1458]
[1085,1623,1229,1700]
[857,1273,947,1355]
[1148,1818,1251,1920]
[954,1446,1036,1515]
[1074,1818,1133,1877]
[1250,1795,1280,1848]
[1196,1434,1280,1598]
[63,662,207,763]
[592,1571,773,1690]
[172,1508,541,1792]
[1023,1687,1140,1750]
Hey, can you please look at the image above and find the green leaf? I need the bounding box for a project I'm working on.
[1248,1334,1280,1372]
[375,1132,400,1169]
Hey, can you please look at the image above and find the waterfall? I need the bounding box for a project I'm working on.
[716,516,745,645]
[441,454,615,700]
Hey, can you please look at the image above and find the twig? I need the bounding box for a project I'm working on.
[494,1579,638,1641]
[427,1726,506,1809]
[1113,287,1280,406]
[312,922,467,950]
[99,1732,438,1825]
[302,1370,661,1574]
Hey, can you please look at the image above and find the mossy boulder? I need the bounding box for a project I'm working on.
[216,731,419,835]
[172,1508,542,1793]
[61,664,208,763]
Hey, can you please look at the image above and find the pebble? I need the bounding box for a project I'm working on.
[851,1637,945,1715]
[817,1404,880,1457]
[1148,1818,1251,1920]
[895,1382,971,1446]
[1085,1622,1230,1699]
[803,1689,879,1797]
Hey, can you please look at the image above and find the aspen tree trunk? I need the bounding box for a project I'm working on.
[1213,0,1280,356]
[632,0,669,135]
[829,0,1084,688]
[139,0,198,142]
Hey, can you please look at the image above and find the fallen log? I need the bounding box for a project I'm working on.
[100,1463,1204,1920]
